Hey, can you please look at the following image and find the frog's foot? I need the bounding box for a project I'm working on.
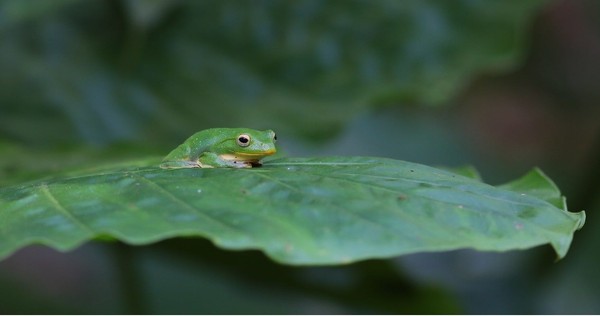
[231,160,254,168]
[159,160,202,169]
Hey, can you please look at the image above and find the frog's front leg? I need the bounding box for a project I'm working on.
[199,152,252,168]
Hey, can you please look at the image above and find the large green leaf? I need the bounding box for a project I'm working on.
[0,157,584,265]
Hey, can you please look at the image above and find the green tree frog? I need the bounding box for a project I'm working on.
[160,128,277,169]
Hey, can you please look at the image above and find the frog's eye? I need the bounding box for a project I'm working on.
[273,133,277,142]
[237,134,251,147]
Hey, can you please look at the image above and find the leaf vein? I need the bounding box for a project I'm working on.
[39,184,95,234]
[130,174,248,237]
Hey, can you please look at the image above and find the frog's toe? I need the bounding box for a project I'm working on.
[159,160,201,169]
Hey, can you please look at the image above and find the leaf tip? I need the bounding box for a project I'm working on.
[575,210,586,231]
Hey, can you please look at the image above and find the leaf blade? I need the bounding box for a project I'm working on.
[0,157,584,265]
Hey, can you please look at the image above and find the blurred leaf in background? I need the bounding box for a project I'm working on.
[0,0,545,146]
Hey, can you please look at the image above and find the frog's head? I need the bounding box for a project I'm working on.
[218,128,277,162]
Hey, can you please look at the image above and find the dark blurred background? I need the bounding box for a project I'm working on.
[0,0,599,313]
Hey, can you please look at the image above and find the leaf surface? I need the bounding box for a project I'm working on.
[0,157,584,265]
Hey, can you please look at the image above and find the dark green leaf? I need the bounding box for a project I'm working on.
[0,0,547,144]
[0,157,584,265]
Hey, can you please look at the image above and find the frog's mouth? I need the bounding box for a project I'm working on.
[219,149,276,162]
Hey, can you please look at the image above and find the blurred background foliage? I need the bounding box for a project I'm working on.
[0,0,599,313]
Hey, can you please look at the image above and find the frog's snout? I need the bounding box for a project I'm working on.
[263,147,276,155]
